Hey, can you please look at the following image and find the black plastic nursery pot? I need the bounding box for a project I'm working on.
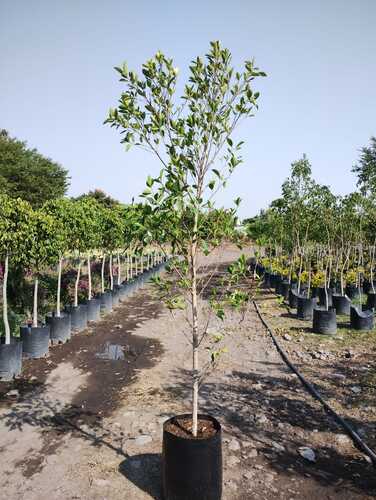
[332,294,351,315]
[269,274,277,288]
[65,304,88,332]
[0,337,23,381]
[310,287,318,299]
[312,307,337,335]
[350,306,374,331]
[162,414,222,500]
[279,281,290,301]
[297,296,318,320]
[288,289,299,308]
[274,276,282,295]
[363,281,376,295]
[46,312,71,344]
[86,297,101,322]
[318,287,333,308]
[100,291,113,314]
[366,292,376,311]
[20,324,50,358]
[345,284,361,300]
[263,272,271,288]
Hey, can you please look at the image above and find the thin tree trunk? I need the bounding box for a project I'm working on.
[74,260,82,308]
[57,257,62,316]
[88,254,92,301]
[101,254,106,293]
[191,213,199,437]
[3,253,10,344]
[117,253,121,286]
[33,277,39,327]
[109,253,114,291]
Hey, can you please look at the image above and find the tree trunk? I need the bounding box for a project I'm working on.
[74,259,82,308]
[191,213,199,438]
[101,254,106,293]
[57,257,62,316]
[3,253,10,344]
[109,253,114,290]
[33,277,39,327]
[117,253,121,286]
[141,251,144,273]
[87,254,92,301]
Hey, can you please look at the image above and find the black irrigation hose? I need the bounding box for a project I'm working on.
[253,299,376,468]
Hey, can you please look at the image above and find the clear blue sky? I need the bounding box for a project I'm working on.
[1,1,375,218]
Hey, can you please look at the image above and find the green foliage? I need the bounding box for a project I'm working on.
[352,137,376,197]
[0,129,69,207]
[0,194,33,262]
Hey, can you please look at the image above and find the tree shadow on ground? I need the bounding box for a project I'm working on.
[119,453,162,499]
[163,367,376,496]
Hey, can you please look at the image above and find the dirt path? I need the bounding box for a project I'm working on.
[0,246,375,499]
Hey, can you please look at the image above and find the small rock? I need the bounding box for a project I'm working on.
[255,414,268,424]
[29,376,37,382]
[351,386,362,394]
[331,373,346,381]
[134,434,152,446]
[115,324,123,329]
[283,334,292,341]
[271,441,285,452]
[6,389,19,398]
[227,455,240,467]
[298,447,316,462]
[228,438,241,451]
[336,434,351,445]
[247,448,258,458]
[243,470,255,480]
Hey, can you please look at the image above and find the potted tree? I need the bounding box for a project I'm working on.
[42,199,72,343]
[106,41,265,500]
[0,194,32,379]
[20,209,62,357]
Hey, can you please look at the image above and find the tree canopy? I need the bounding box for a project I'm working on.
[0,129,70,208]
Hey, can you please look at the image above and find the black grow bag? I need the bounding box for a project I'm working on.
[350,306,374,331]
[318,287,333,308]
[332,294,351,315]
[363,281,376,295]
[274,276,283,295]
[312,307,337,335]
[65,304,88,332]
[297,296,318,320]
[46,312,71,343]
[0,337,23,380]
[366,293,376,311]
[86,297,101,322]
[100,291,113,313]
[270,274,277,288]
[162,414,222,500]
[20,324,50,358]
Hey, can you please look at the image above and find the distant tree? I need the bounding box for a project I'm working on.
[76,189,120,209]
[0,129,70,207]
[352,137,376,197]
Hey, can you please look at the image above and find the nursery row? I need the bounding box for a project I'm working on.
[251,260,375,335]
[0,257,169,381]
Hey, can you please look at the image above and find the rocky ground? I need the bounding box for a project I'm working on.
[0,245,375,499]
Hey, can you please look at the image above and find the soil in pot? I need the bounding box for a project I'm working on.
[65,304,88,332]
[100,291,113,314]
[163,414,222,500]
[20,324,50,358]
[366,292,376,311]
[86,297,101,322]
[332,294,351,315]
[297,296,318,320]
[312,306,337,335]
[350,306,374,331]
[0,337,23,381]
[46,312,71,344]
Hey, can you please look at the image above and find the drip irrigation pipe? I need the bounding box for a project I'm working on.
[253,299,376,468]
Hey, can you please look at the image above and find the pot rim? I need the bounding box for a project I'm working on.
[163,413,221,442]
